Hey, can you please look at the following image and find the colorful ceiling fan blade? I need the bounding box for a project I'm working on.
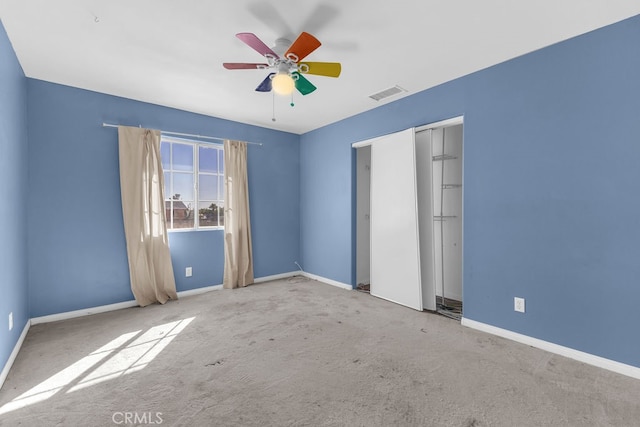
[285,32,321,62]
[223,63,269,70]
[236,33,279,59]
[255,73,275,92]
[293,72,317,95]
[299,62,341,77]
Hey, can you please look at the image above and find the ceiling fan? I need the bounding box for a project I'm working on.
[223,32,341,96]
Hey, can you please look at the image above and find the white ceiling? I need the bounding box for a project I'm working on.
[2,1,640,134]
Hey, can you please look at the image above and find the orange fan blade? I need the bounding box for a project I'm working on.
[299,62,341,77]
[284,32,321,62]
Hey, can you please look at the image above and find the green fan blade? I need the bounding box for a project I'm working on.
[293,72,317,95]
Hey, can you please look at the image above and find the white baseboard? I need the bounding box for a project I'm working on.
[461,317,640,380]
[180,271,300,296]
[254,271,299,283]
[177,284,223,298]
[301,271,353,291]
[30,300,139,325]
[1,320,30,390]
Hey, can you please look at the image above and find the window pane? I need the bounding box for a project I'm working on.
[161,142,171,169]
[219,176,224,200]
[172,173,193,201]
[172,143,193,171]
[172,200,194,229]
[199,146,218,173]
[218,201,224,227]
[163,172,170,200]
[198,201,220,227]
[219,150,224,174]
[165,200,173,229]
[199,175,218,200]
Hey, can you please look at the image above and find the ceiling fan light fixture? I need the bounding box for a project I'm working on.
[225,32,338,98]
[272,72,295,95]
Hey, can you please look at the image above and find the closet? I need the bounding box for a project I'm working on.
[354,118,463,319]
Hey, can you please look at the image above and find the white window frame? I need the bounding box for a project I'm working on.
[161,136,224,232]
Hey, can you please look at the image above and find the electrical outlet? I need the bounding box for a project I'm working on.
[514,297,525,313]
[185,267,192,277]
[9,312,13,331]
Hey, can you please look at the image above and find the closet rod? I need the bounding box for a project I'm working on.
[101,122,263,146]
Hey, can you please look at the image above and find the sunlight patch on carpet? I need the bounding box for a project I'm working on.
[0,317,194,415]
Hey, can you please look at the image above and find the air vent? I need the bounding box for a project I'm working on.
[369,85,407,101]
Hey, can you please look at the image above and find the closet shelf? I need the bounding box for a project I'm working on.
[432,154,458,161]
[433,215,457,221]
[442,184,462,189]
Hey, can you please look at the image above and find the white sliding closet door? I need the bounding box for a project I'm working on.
[370,128,423,311]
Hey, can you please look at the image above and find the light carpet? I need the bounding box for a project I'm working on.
[1,277,639,426]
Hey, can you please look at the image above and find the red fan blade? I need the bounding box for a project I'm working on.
[236,33,279,59]
[284,32,321,62]
[223,63,269,70]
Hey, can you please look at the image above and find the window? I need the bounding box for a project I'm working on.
[161,137,224,230]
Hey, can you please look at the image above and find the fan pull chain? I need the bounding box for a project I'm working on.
[290,92,295,107]
[271,91,276,122]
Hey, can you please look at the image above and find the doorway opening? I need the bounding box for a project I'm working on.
[423,124,463,320]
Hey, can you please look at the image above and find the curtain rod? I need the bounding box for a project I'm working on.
[101,122,263,146]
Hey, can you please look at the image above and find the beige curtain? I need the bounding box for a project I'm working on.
[118,126,178,306]
[223,140,254,288]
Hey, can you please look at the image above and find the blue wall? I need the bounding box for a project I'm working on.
[27,80,300,317]
[0,20,29,371]
[300,15,640,367]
